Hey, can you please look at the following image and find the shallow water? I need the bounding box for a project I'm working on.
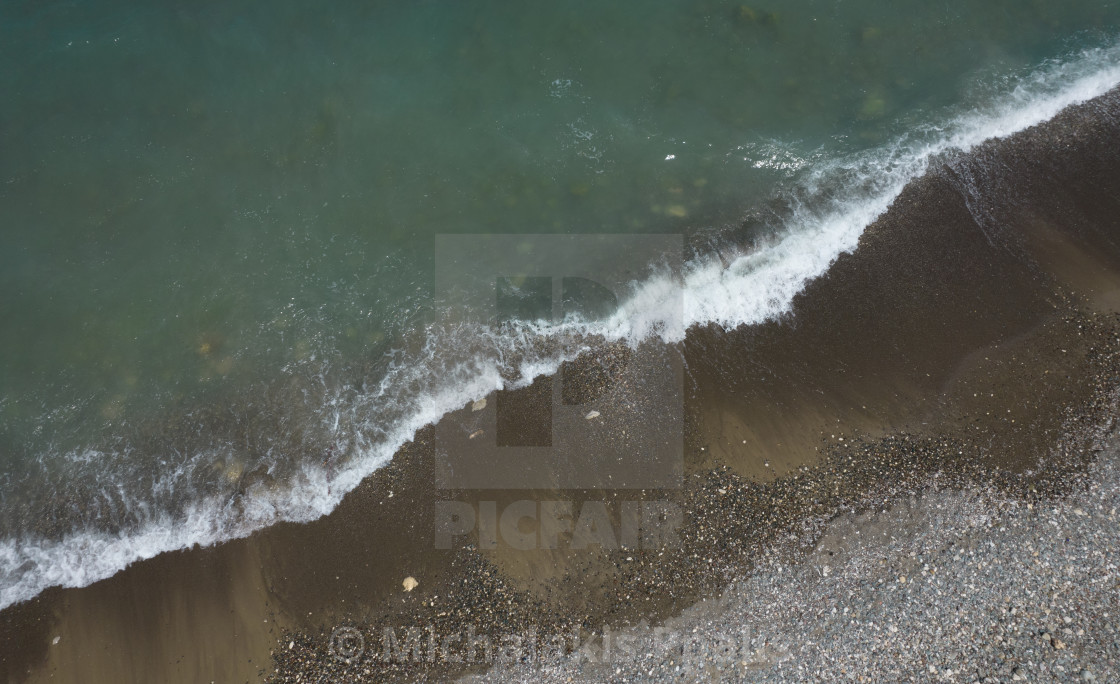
[1,0,1119,607]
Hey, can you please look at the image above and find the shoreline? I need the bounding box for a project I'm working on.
[4,87,1120,683]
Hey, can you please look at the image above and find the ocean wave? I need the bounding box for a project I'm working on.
[3,44,1120,610]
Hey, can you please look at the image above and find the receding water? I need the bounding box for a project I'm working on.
[1,0,1119,606]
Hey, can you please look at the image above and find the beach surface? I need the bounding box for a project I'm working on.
[468,422,1120,683]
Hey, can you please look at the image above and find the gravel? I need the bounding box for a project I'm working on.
[465,429,1120,683]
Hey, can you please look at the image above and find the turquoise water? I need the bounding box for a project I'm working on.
[1,0,1118,605]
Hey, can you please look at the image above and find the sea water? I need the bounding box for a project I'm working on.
[1,0,1119,607]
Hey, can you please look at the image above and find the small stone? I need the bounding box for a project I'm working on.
[51,636,60,645]
[1080,669,1096,682]
[584,410,600,420]
[469,429,484,439]
[402,576,419,592]
[288,641,294,650]
[471,398,487,412]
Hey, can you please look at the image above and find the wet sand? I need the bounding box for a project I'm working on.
[3,88,1120,683]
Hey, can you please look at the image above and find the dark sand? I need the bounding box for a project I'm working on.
[3,89,1120,683]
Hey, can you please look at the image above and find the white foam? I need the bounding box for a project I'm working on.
[629,44,1120,338]
[3,45,1120,611]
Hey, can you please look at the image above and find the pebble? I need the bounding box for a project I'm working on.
[466,428,1120,683]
